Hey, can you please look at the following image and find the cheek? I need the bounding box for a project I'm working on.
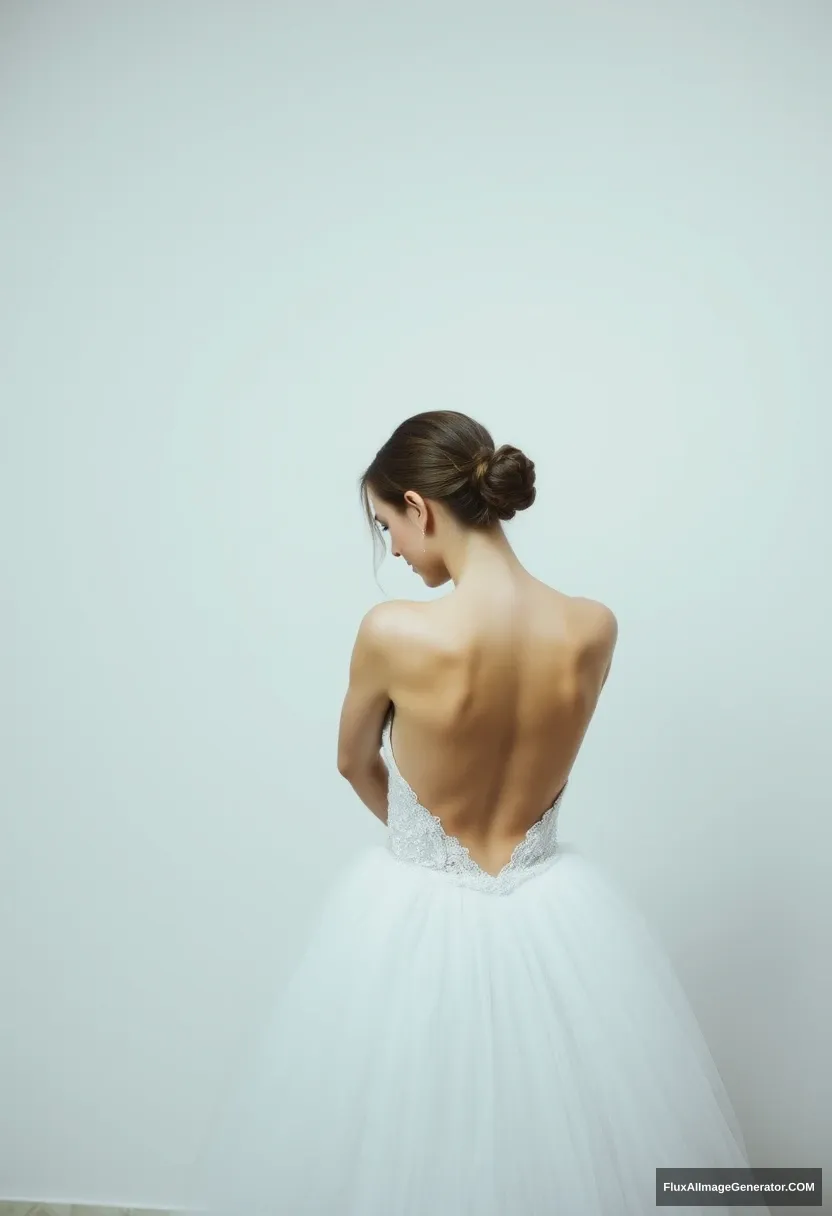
[392,532,411,558]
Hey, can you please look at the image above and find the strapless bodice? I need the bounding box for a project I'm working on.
[379,705,565,896]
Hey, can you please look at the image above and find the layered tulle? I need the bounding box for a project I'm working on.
[188,841,763,1216]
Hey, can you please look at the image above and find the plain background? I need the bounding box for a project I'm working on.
[1,1,829,1209]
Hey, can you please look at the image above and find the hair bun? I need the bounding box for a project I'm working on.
[361,412,538,560]
[473,443,536,521]
[470,447,493,489]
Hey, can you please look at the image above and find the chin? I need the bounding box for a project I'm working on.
[418,566,451,589]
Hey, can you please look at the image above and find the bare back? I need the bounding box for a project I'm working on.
[384,581,616,877]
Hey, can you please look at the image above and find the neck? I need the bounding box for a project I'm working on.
[445,523,529,592]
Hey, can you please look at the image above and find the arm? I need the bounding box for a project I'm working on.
[337,605,394,825]
[599,606,618,690]
[578,598,618,693]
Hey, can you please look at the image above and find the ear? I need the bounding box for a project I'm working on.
[403,490,428,528]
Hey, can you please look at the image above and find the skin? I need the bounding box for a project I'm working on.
[337,487,618,878]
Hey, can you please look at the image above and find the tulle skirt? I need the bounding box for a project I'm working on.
[188,842,763,1215]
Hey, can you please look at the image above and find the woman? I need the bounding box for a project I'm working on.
[191,411,764,1215]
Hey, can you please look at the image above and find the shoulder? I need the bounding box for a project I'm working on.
[570,596,618,652]
[570,595,616,627]
[354,600,444,681]
[354,599,425,648]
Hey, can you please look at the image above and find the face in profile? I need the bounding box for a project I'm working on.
[369,494,452,589]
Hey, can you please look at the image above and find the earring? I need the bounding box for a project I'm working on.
[421,531,426,553]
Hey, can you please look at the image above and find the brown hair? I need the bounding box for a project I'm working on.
[359,410,536,572]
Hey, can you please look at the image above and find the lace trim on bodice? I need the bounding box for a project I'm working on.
[380,706,565,896]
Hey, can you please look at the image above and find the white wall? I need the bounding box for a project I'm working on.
[1,1,829,1208]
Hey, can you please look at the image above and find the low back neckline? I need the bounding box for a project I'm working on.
[380,704,566,890]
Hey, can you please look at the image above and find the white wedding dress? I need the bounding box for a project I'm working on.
[189,705,764,1215]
